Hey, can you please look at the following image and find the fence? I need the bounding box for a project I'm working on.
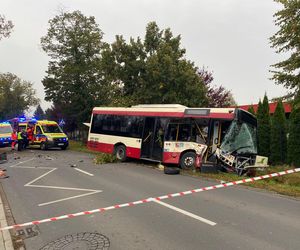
[67,129,89,142]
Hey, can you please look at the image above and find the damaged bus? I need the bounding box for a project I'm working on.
[87,104,267,175]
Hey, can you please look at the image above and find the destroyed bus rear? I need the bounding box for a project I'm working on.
[87,104,267,174]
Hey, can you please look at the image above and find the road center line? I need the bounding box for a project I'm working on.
[74,168,94,177]
[153,200,217,226]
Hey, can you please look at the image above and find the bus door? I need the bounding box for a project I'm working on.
[205,120,221,162]
[141,117,156,159]
[212,120,221,153]
[141,117,165,161]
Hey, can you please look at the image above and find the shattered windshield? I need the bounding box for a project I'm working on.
[220,120,257,155]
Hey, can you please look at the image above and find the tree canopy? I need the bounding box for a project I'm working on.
[41,10,108,127]
[270,100,287,164]
[198,68,236,107]
[287,101,300,166]
[0,73,39,120]
[101,22,209,107]
[270,0,300,97]
[0,14,13,41]
[41,12,238,131]
[247,105,256,115]
[33,104,45,120]
[257,94,271,158]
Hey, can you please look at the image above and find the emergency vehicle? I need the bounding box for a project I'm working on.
[0,122,12,147]
[17,119,68,150]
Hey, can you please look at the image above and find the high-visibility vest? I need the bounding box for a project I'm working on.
[17,132,22,140]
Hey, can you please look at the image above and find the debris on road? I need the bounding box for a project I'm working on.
[45,156,53,160]
[164,166,180,175]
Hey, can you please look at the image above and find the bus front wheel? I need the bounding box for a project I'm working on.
[115,145,127,162]
[180,152,196,169]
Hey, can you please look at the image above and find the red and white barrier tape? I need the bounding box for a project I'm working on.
[1,167,299,231]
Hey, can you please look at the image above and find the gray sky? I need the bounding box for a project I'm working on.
[0,0,288,110]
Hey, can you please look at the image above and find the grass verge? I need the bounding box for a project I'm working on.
[183,166,300,198]
[68,140,116,164]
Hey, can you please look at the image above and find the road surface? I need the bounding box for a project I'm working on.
[0,149,299,250]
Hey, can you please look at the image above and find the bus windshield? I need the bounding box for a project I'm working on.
[42,124,63,133]
[220,120,257,155]
[0,125,12,134]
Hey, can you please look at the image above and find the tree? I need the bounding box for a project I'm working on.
[270,101,287,164]
[270,0,300,97]
[257,94,271,158]
[198,68,236,107]
[0,14,13,41]
[287,102,300,166]
[41,10,108,130]
[247,105,256,115]
[0,73,39,120]
[33,104,45,120]
[287,95,300,165]
[102,22,209,107]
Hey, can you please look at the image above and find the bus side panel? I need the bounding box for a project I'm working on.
[162,152,181,164]
[87,133,142,159]
[126,147,141,159]
[162,141,194,164]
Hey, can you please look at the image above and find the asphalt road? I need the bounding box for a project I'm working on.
[0,149,300,250]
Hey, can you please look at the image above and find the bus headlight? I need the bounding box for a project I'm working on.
[47,136,53,142]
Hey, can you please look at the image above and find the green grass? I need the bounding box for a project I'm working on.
[69,140,299,197]
[68,140,116,164]
[183,166,300,197]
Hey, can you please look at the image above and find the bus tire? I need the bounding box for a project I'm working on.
[164,166,180,175]
[40,142,48,150]
[61,145,68,150]
[115,145,127,162]
[180,152,196,169]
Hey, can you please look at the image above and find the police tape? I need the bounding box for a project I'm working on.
[1,167,299,231]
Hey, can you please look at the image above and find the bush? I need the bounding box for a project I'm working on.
[93,153,117,164]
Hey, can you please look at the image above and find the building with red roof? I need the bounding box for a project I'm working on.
[238,102,292,118]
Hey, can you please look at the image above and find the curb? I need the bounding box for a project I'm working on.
[0,192,14,250]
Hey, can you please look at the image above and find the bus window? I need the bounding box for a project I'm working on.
[191,119,209,144]
[166,120,191,142]
[91,114,144,138]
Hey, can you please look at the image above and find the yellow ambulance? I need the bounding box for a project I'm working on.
[18,119,68,150]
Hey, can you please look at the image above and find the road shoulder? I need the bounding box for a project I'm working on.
[0,186,14,250]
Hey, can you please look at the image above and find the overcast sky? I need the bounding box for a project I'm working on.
[0,0,288,110]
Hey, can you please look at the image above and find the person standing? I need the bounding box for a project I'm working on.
[11,129,17,150]
[26,125,33,146]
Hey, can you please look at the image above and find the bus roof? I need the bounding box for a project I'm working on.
[93,104,236,119]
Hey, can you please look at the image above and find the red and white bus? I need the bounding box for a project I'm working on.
[87,104,259,171]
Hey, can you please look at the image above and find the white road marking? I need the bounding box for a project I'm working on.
[8,158,102,206]
[25,168,57,186]
[154,200,217,226]
[38,190,102,207]
[9,158,35,168]
[74,167,94,177]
